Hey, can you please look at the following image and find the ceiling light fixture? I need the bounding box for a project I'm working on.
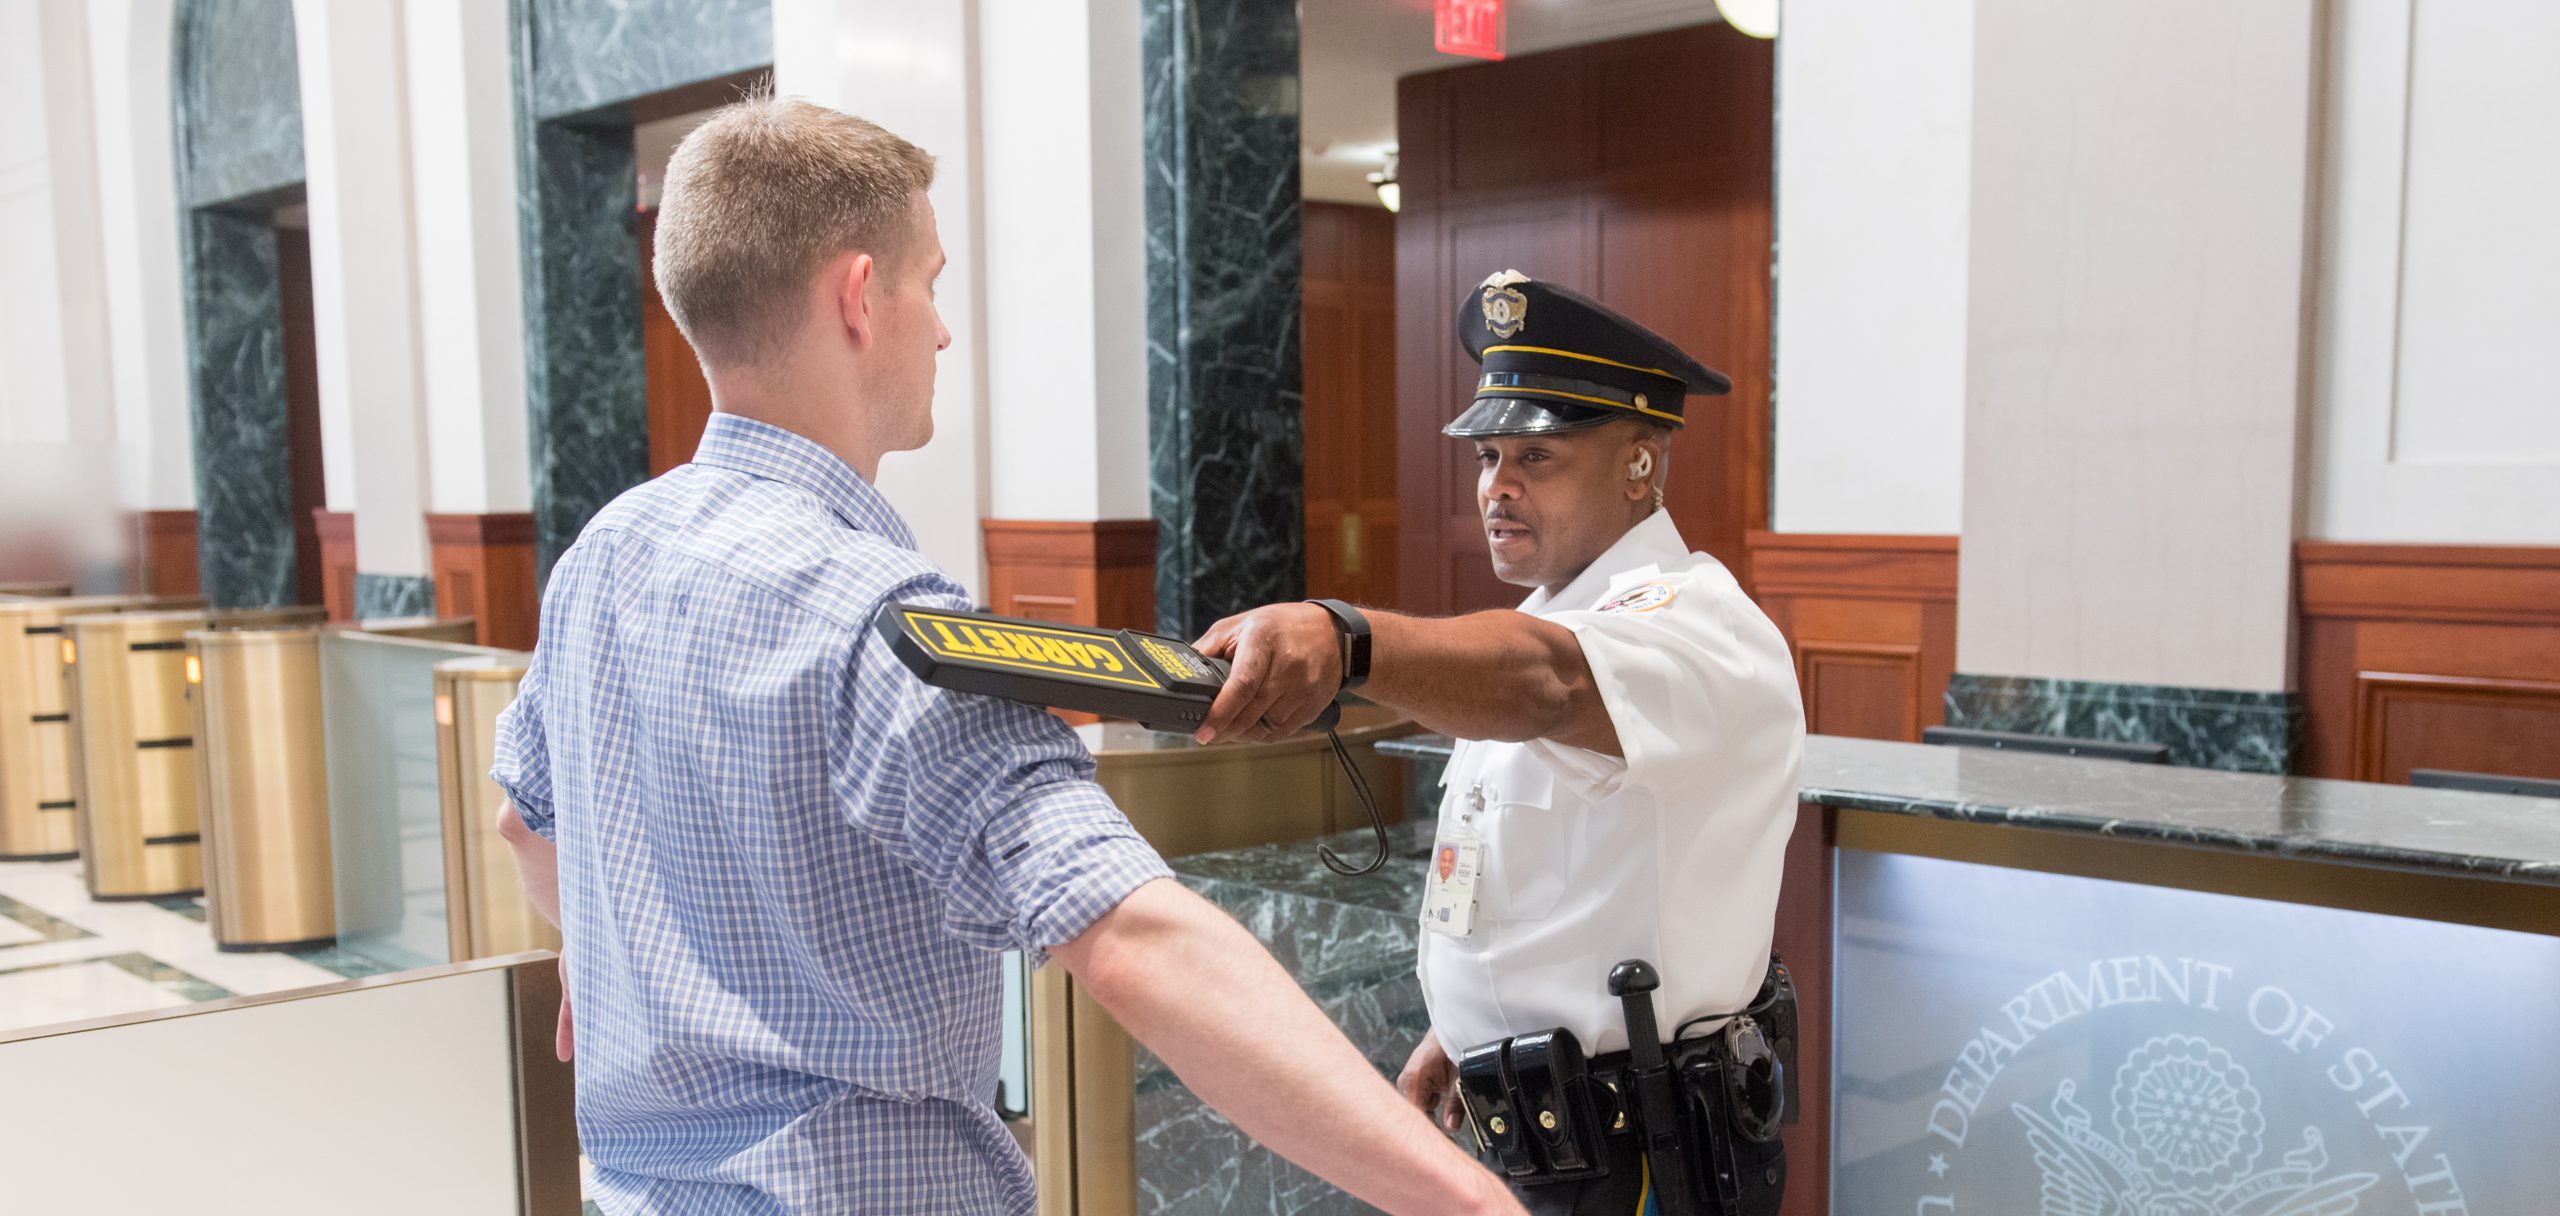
[1367,155,1401,214]
[1716,0,1778,39]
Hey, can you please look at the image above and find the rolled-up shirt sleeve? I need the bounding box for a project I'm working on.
[489,646,558,840]
[829,578,1172,962]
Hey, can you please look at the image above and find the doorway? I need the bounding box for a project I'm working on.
[271,202,329,609]
[633,108,723,477]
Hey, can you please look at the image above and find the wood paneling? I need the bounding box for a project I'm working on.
[1395,24,1773,615]
[1748,533,1958,743]
[1771,803,1835,1216]
[311,509,355,622]
[126,511,200,597]
[428,513,539,650]
[2299,542,2560,782]
[1302,201,1400,606]
[980,520,1157,632]
[637,209,715,477]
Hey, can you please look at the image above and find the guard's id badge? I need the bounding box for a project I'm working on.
[1423,820,1483,938]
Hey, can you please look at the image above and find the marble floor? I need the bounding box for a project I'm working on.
[0,857,384,1033]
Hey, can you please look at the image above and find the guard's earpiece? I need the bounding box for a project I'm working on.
[1627,449,1655,481]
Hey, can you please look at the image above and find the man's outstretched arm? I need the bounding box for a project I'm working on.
[1053,878,1520,1216]
[1193,604,1620,755]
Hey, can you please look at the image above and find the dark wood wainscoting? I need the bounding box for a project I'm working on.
[311,509,356,621]
[428,512,540,650]
[1396,24,1774,615]
[2297,542,2560,783]
[126,510,201,597]
[980,520,1158,632]
[1747,533,1958,743]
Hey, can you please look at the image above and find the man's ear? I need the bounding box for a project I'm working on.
[834,252,878,348]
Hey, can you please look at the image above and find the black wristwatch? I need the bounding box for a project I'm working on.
[1306,598,1373,692]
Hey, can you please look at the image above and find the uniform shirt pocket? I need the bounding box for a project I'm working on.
[1472,752,1569,922]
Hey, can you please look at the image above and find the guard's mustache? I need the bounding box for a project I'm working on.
[1484,508,1529,527]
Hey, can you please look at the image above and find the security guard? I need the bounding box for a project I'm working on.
[1194,272,1806,1215]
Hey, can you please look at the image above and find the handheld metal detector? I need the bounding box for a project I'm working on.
[873,603,1385,874]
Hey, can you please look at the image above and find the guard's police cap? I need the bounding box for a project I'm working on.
[1445,271,1731,439]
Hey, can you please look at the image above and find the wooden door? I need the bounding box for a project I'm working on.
[637,210,716,476]
[1394,24,1774,615]
[275,222,328,609]
[1302,201,1402,605]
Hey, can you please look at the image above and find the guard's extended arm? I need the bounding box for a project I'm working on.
[1193,603,1620,755]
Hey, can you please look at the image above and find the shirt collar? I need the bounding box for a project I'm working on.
[1519,509,1689,616]
[688,413,919,550]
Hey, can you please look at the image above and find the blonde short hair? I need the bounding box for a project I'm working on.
[653,97,936,367]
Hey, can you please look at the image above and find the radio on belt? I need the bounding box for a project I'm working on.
[873,602,1386,875]
[872,603,1341,736]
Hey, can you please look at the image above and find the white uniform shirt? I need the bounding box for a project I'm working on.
[1417,510,1805,1057]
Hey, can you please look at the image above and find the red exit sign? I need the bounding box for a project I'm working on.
[1435,0,1506,61]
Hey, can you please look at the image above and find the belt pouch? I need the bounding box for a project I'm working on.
[1508,1029,1606,1180]
[1458,1040,1537,1179]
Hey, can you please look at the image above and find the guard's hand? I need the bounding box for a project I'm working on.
[1191,603,1341,743]
[1397,1032,1465,1134]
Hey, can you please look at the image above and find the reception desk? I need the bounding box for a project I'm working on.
[1136,735,2560,1214]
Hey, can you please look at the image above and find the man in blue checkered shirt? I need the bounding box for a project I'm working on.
[491,99,1521,1215]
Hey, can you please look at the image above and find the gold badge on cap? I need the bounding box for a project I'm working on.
[1482,285,1528,339]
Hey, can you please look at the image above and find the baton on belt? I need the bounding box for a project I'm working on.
[873,603,1383,873]
[1611,960,1702,1216]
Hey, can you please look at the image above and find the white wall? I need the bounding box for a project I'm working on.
[0,1,123,572]
[405,0,531,517]
[774,0,992,589]
[980,0,1150,523]
[1956,0,2318,692]
[85,0,195,516]
[294,0,433,577]
[2308,0,2560,544]
[1770,0,1970,536]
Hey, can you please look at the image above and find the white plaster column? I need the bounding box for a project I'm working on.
[773,0,993,588]
[1770,0,1971,536]
[404,0,531,517]
[84,0,196,516]
[979,0,1150,523]
[1955,0,2320,692]
[293,0,433,576]
[0,0,123,573]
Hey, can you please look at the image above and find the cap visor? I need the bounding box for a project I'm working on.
[1441,395,1620,439]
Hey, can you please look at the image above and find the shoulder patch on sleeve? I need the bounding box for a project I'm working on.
[1596,580,1677,614]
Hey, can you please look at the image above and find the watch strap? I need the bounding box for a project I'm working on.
[1307,598,1373,692]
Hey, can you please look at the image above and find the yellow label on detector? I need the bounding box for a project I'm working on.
[1134,635,1210,682]
[903,611,1162,689]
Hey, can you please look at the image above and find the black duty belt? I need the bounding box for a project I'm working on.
[1455,956,1798,1216]
[873,603,1387,874]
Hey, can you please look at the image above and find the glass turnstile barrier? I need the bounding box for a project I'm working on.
[186,616,478,952]
[434,654,560,962]
[0,595,202,861]
[321,629,522,971]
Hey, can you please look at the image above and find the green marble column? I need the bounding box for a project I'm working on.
[171,0,306,608]
[1143,0,1307,639]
